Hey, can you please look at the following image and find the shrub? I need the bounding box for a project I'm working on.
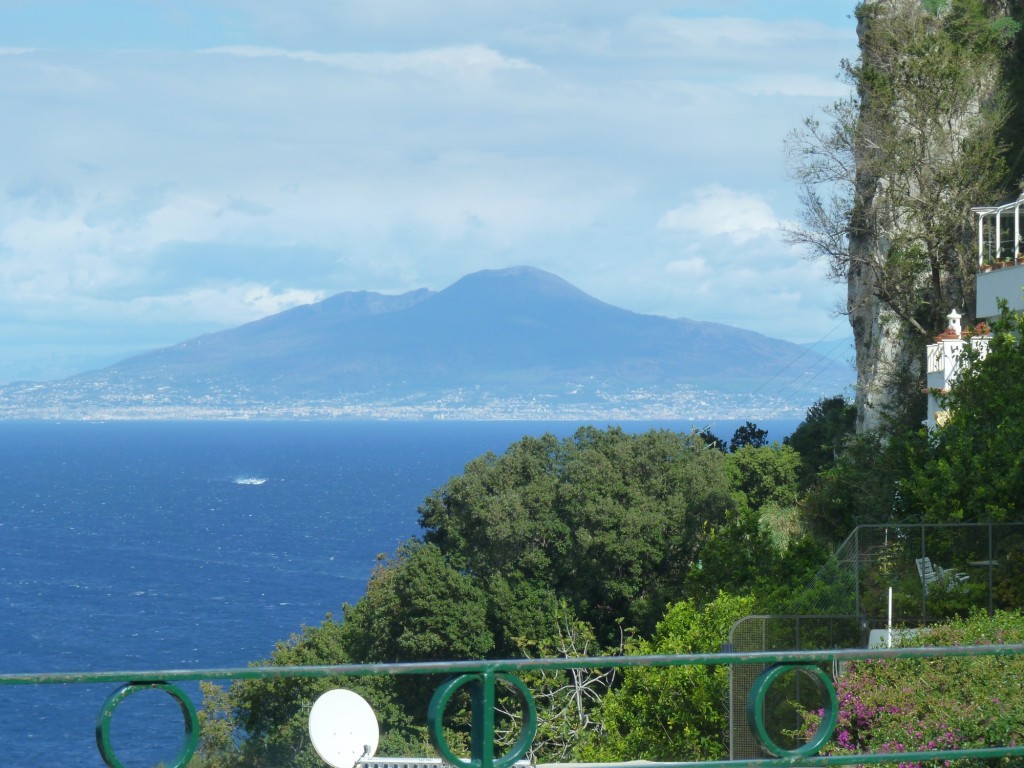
[798,611,1024,765]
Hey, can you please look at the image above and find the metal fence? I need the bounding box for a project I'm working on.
[727,616,862,761]
[4,645,1024,768]
[726,522,1024,760]
[786,523,1024,625]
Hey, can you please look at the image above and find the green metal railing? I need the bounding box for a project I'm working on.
[3,644,1024,768]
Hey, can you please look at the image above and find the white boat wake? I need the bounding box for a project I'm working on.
[234,477,267,485]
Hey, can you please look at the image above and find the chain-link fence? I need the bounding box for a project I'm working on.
[728,615,861,759]
[728,523,1024,759]
[787,523,1024,626]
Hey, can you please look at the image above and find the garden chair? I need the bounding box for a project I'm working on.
[915,556,968,593]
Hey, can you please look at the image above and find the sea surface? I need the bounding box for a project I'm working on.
[0,418,798,767]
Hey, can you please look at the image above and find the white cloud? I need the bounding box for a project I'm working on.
[580,242,844,345]
[126,284,324,325]
[659,186,780,244]
[657,244,841,342]
[614,15,853,101]
[205,44,541,78]
[215,0,685,49]
[665,256,710,280]
[649,16,850,51]
[0,1,860,373]
[739,73,849,99]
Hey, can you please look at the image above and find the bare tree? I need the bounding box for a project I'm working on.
[495,609,620,763]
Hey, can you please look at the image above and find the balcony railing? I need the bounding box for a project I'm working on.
[4,645,1024,768]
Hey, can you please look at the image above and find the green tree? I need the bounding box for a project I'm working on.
[726,443,800,512]
[680,444,808,606]
[416,433,567,652]
[341,541,494,664]
[784,395,857,489]
[339,540,496,713]
[196,426,763,764]
[802,423,926,544]
[905,305,1024,522]
[579,593,755,762]
[684,499,826,613]
[696,426,728,452]
[419,427,735,643]
[729,421,768,451]
[194,618,429,767]
[554,428,732,639]
[191,682,242,768]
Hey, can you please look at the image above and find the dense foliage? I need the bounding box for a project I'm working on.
[802,305,1024,529]
[799,611,1024,762]
[905,305,1024,522]
[578,593,755,762]
[418,427,734,646]
[193,425,818,765]
[194,365,1024,765]
[784,395,857,490]
[801,423,926,543]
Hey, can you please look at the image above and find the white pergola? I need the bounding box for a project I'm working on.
[972,193,1024,266]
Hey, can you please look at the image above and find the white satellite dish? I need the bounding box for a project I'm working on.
[308,688,380,768]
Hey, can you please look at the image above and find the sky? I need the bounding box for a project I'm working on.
[0,1,859,383]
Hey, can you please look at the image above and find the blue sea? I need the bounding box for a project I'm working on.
[0,419,797,766]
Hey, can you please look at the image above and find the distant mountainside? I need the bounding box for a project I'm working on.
[0,267,853,419]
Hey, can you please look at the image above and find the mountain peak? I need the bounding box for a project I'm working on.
[457,265,571,283]
[0,265,854,419]
[435,265,606,313]
[452,266,588,291]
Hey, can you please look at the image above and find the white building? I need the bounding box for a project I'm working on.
[921,195,1024,427]
[924,309,990,429]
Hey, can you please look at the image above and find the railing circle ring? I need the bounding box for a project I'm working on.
[427,672,537,768]
[95,681,200,768]
[746,663,838,758]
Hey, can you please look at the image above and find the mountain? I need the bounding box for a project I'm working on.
[0,267,853,419]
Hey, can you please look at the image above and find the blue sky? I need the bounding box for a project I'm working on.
[0,1,858,382]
